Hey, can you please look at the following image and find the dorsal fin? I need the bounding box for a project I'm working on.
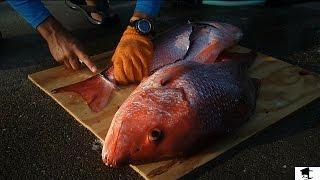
[160,63,197,86]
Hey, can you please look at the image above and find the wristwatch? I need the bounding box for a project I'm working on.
[129,18,155,36]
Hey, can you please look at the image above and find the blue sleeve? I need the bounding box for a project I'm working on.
[7,0,51,28]
[135,0,161,17]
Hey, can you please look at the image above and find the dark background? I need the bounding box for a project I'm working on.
[0,1,319,179]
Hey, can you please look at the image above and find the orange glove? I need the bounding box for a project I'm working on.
[112,27,154,85]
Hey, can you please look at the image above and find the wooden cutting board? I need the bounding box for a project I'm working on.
[28,46,320,179]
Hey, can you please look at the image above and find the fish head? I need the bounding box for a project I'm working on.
[102,87,197,167]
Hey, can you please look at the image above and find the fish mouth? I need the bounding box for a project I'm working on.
[102,149,130,167]
[102,121,130,167]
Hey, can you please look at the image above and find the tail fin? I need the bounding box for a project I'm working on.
[52,74,117,112]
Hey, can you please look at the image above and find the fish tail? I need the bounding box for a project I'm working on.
[51,74,117,112]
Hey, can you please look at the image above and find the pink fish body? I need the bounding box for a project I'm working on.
[102,51,260,167]
[150,21,242,72]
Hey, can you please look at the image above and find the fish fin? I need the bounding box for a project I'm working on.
[52,75,117,112]
[160,63,196,86]
[216,51,257,68]
[102,66,116,83]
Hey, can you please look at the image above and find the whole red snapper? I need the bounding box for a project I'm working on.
[102,51,260,167]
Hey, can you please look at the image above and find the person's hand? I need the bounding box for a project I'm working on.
[37,16,97,72]
[112,27,154,85]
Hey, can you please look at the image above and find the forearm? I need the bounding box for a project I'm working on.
[9,1,95,72]
[36,16,96,72]
[7,0,51,28]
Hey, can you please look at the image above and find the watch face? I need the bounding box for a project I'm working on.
[137,19,152,34]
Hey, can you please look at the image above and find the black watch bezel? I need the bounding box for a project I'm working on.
[129,18,154,36]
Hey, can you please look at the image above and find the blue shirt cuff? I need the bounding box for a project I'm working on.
[7,0,51,28]
[134,0,161,17]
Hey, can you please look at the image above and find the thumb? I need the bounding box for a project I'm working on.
[74,47,97,73]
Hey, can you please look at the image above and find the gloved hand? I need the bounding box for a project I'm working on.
[112,27,154,85]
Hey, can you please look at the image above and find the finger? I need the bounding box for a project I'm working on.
[56,58,64,64]
[69,58,81,70]
[135,52,150,78]
[134,39,151,50]
[63,59,72,69]
[141,57,149,78]
[131,53,143,82]
[113,57,129,84]
[73,47,97,73]
[123,57,135,83]
[144,47,153,57]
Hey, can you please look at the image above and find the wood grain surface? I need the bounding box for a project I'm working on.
[28,46,320,179]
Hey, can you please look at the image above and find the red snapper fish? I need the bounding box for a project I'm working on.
[102,50,260,167]
[52,21,243,112]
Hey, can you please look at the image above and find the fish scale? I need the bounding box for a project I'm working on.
[165,61,251,135]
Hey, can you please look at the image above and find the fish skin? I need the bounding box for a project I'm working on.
[149,24,192,73]
[102,51,260,167]
[183,22,243,64]
[52,21,243,113]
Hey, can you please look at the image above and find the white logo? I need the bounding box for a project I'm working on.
[295,167,320,180]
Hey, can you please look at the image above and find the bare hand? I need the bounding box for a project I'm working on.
[37,16,97,72]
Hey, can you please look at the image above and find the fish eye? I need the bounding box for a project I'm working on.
[148,128,162,142]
